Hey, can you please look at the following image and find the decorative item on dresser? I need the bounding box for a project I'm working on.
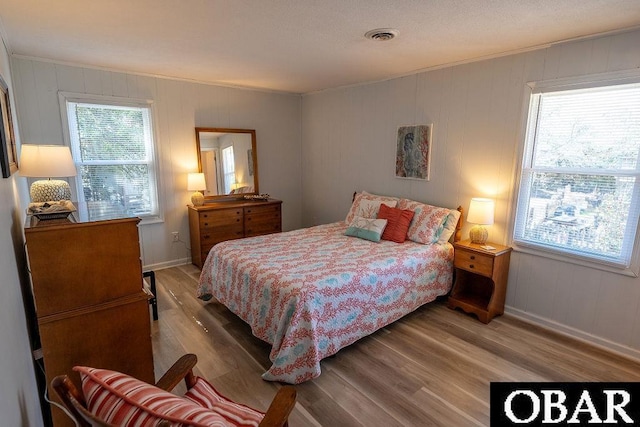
[188,198,282,268]
[19,144,77,203]
[467,197,495,244]
[187,172,207,206]
[24,216,154,427]
[448,239,512,323]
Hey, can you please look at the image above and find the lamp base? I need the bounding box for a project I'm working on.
[191,191,204,206]
[469,225,488,244]
[30,179,71,203]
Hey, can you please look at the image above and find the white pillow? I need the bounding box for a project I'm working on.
[437,209,462,244]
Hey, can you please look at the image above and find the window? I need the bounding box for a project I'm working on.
[514,79,640,268]
[221,145,235,194]
[61,94,161,222]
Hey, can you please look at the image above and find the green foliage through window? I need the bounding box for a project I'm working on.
[65,98,159,221]
[514,81,640,267]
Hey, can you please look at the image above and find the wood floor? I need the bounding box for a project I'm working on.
[150,264,640,426]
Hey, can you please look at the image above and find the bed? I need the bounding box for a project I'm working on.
[197,192,462,384]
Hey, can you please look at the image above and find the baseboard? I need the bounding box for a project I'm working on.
[504,306,640,363]
[142,257,191,272]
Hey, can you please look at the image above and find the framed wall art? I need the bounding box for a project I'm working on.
[0,75,18,178]
[395,124,432,181]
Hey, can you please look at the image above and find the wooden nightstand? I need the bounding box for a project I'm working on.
[448,240,512,323]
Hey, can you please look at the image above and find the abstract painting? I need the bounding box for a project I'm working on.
[395,124,431,181]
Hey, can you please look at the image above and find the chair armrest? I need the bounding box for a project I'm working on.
[154,353,198,391]
[259,386,297,427]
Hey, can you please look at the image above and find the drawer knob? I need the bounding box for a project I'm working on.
[469,264,474,269]
[236,218,240,222]
[470,255,475,260]
[204,234,210,239]
[204,223,209,227]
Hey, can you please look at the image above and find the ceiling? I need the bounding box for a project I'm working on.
[1,1,639,94]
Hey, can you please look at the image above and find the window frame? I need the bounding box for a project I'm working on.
[511,70,640,277]
[58,92,163,225]
[221,145,235,194]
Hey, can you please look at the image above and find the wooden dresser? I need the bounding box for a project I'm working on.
[188,199,282,268]
[25,217,154,427]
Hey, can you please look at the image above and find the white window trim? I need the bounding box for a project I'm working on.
[509,69,640,277]
[58,91,164,225]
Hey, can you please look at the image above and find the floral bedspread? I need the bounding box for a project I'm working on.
[197,222,454,384]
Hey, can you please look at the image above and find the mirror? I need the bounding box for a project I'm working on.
[195,127,259,200]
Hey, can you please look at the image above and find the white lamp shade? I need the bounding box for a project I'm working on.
[187,173,207,191]
[467,198,495,225]
[19,145,77,177]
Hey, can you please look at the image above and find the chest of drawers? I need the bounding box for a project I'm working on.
[188,199,282,268]
[25,217,154,427]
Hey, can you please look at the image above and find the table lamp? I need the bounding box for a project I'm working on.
[19,144,77,202]
[467,197,495,244]
[188,172,207,206]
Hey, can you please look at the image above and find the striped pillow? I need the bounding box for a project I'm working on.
[184,377,264,426]
[75,366,263,426]
[397,199,452,244]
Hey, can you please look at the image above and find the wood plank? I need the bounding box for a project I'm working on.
[151,266,640,426]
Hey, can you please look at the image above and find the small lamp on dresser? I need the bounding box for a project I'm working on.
[188,172,207,206]
[19,144,77,202]
[467,197,494,244]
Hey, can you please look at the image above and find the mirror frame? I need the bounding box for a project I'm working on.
[195,127,259,201]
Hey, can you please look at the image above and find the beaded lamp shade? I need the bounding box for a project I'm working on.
[19,145,77,202]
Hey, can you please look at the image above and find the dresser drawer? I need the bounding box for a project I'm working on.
[199,208,242,229]
[454,249,493,277]
[245,203,281,217]
[245,220,282,237]
[245,204,281,236]
[201,225,244,246]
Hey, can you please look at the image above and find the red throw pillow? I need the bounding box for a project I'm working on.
[377,203,415,243]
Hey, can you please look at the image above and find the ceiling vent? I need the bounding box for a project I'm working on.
[364,28,399,41]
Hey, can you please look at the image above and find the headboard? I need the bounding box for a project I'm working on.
[351,192,464,243]
[454,206,464,243]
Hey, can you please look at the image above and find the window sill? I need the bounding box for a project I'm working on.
[511,242,639,278]
[138,215,164,226]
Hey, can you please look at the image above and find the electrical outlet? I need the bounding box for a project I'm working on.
[171,231,179,242]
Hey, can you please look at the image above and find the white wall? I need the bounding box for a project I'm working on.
[301,29,640,359]
[0,39,44,426]
[10,59,302,270]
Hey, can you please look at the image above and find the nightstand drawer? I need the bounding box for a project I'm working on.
[454,250,493,277]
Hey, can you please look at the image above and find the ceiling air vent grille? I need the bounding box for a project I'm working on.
[364,28,399,41]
